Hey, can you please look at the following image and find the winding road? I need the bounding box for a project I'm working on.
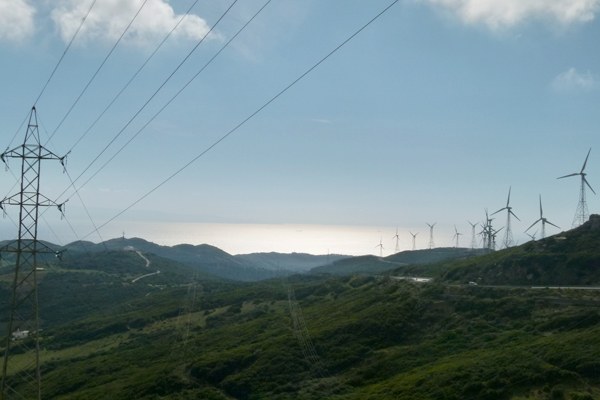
[131,251,161,283]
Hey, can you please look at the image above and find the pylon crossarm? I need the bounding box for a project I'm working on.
[1,145,64,162]
[1,193,62,208]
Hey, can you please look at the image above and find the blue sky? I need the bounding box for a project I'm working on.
[0,0,600,255]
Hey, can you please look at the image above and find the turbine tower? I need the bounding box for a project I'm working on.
[492,187,520,248]
[558,148,595,227]
[426,222,436,249]
[0,107,66,400]
[479,209,494,251]
[392,228,400,253]
[526,195,560,239]
[409,232,418,251]
[375,238,384,257]
[452,225,462,248]
[468,221,477,249]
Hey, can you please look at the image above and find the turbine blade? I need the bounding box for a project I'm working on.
[526,219,541,232]
[545,220,560,229]
[557,173,579,179]
[506,186,511,207]
[510,210,520,221]
[491,208,505,215]
[584,176,596,195]
[581,148,591,173]
[539,194,543,218]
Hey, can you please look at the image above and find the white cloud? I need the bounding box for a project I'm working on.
[421,0,600,30]
[551,67,599,92]
[0,0,35,42]
[51,0,211,47]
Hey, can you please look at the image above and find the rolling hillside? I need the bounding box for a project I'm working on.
[397,214,600,286]
[1,218,599,398]
[311,247,487,276]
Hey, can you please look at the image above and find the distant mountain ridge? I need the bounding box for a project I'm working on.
[60,237,350,281]
[311,247,487,276]
[236,252,348,272]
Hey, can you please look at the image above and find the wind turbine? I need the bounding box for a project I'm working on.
[526,231,537,241]
[479,209,495,251]
[452,225,462,248]
[492,187,520,248]
[392,228,400,253]
[526,195,560,239]
[409,232,418,251]
[375,238,384,257]
[426,222,436,249]
[558,148,595,227]
[491,227,503,250]
[468,221,478,249]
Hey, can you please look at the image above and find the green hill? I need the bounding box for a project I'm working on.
[22,275,600,399]
[63,238,283,281]
[1,219,600,398]
[397,215,600,286]
[311,247,486,276]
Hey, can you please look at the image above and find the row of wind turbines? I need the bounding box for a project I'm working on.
[375,148,595,256]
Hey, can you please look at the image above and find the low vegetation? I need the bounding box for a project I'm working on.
[0,218,599,398]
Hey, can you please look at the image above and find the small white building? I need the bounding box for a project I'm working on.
[12,329,29,340]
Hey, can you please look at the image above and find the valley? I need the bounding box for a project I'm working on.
[1,217,600,398]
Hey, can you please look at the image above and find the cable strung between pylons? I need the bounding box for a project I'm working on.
[5,0,99,154]
[81,0,401,240]
[38,0,241,228]
[46,0,151,144]
[68,0,202,154]
[56,0,240,201]
[65,0,273,201]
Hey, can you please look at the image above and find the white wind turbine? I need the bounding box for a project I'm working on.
[526,195,560,239]
[375,238,384,257]
[392,228,400,253]
[452,225,462,248]
[492,187,520,248]
[557,148,595,227]
[409,231,418,251]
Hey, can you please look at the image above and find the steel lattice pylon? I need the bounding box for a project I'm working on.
[1,107,65,400]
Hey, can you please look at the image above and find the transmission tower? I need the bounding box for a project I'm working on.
[0,107,65,400]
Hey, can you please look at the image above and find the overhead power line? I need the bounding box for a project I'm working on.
[57,0,239,203]
[82,0,401,240]
[66,0,272,201]
[35,0,99,108]
[46,0,151,144]
[6,0,98,153]
[68,0,202,154]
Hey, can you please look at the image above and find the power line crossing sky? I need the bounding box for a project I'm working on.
[0,0,599,255]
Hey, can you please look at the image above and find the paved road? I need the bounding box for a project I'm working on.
[131,251,160,283]
[390,276,600,291]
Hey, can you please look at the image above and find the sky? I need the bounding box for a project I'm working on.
[0,0,600,256]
